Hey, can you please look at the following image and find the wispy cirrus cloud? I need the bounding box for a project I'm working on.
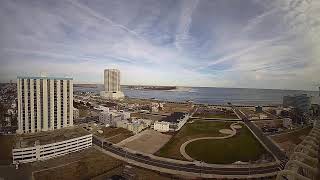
[0,0,319,90]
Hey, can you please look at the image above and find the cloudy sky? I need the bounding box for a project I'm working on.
[0,0,319,90]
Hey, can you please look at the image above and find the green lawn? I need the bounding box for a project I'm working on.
[198,113,239,119]
[155,121,232,160]
[185,127,266,164]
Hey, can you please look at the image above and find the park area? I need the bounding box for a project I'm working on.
[155,120,268,164]
[155,120,233,160]
[184,127,267,164]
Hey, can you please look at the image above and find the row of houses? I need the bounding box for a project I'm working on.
[98,106,189,133]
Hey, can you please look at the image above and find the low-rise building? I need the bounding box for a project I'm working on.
[73,108,80,119]
[283,94,311,113]
[99,110,130,126]
[116,119,151,134]
[4,115,12,127]
[153,112,188,132]
[153,121,170,132]
[259,114,268,119]
[255,106,263,113]
[12,127,92,164]
[283,118,293,129]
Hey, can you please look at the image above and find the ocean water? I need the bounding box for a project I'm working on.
[74,85,318,106]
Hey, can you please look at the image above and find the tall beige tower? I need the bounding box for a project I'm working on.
[100,69,124,99]
[104,69,121,92]
[16,76,73,134]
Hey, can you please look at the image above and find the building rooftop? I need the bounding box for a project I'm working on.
[14,127,90,148]
[160,112,187,123]
[17,76,73,80]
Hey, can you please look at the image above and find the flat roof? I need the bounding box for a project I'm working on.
[17,76,73,80]
[14,127,90,148]
[160,112,187,123]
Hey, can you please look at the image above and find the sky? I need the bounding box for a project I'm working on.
[0,0,319,90]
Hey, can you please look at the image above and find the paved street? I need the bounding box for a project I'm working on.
[233,107,287,160]
[93,135,281,177]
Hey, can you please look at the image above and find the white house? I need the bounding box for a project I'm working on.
[153,112,188,132]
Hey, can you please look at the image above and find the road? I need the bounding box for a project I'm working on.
[232,106,288,169]
[92,136,281,177]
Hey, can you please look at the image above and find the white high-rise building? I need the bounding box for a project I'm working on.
[100,69,124,99]
[17,76,73,134]
[104,69,121,92]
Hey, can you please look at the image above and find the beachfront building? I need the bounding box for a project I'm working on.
[153,112,189,132]
[283,94,311,113]
[12,128,92,164]
[16,76,73,134]
[100,69,124,99]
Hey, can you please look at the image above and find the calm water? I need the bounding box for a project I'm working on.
[74,85,318,106]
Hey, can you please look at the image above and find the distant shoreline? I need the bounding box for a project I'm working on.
[72,83,318,92]
[74,84,97,88]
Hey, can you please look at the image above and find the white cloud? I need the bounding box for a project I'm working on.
[0,0,319,90]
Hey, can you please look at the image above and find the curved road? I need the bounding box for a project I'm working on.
[92,136,281,177]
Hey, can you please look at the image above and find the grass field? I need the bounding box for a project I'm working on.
[92,127,134,144]
[196,113,239,119]
[185,127,267,164]
[155,121,232,160]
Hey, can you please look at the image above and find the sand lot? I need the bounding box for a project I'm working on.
[117,130,172,154]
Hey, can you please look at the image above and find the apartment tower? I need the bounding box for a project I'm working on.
[100,69,124,99]
[17,76,73,134]
[104,69,121,92]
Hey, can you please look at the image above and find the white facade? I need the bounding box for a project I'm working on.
[153,121,170,132]
[12,134,92,164]
[116,119,151,134]
[104,69,120,92]
[153,113,189,132]
[99,110,130,126]
[17,76,73,134]
[100,69,124,99]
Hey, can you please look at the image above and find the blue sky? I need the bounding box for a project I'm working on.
[0,0,319,90]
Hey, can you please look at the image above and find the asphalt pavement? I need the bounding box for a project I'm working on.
[93,136,281,176]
